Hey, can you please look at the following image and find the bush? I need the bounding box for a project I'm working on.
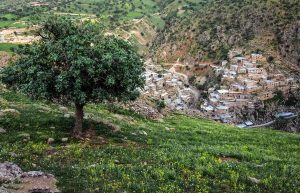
[156,100,166,112]
[188,75,196,84]
[267,56,275,63]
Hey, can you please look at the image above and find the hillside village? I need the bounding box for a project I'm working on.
[201,52,299,124]
[0,1,300,193]
[141,62,198,111]
[139,51,299,125]
[0,26,299,125]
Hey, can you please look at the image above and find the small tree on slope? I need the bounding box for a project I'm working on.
[0,17,145,137]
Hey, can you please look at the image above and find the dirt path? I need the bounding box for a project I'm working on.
[52,12,96,17]
[169,64,200,101]
[0,28,38,44]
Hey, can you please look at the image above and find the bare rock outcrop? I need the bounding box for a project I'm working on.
[278,21,300,66]
[129,100,163,120]
[0,162,23,183]
[0,162,59,193]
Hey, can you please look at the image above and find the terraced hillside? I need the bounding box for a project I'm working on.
[0,0,299,68]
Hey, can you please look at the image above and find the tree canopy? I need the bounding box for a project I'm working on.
[1,17,145,135]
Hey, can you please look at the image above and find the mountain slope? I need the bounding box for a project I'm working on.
[0,90,300,193]
[0,0,299,68]
[152,0,300,66]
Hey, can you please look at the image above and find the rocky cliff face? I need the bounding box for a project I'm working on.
[278,21,300,67]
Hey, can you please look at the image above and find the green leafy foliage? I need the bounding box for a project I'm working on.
[1,17,145,105]
[0,17,145,133]
[155,99,166,112]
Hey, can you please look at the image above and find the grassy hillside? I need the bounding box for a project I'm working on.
[0,90,299,193]
[0,0,165,29]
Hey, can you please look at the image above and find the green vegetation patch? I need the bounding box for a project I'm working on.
[148,15,165,30]
[0,43,18,52]
[0,20,27,29]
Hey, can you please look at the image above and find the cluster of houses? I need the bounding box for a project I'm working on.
[142,64,197,111]
[201,53,298,123]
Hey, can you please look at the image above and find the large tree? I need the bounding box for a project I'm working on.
[0,17,145,136]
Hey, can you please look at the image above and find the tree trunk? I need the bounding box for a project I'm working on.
[73,103,84,137]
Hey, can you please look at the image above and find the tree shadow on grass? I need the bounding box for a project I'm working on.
[82,118,148,146]
[0,98,149,149]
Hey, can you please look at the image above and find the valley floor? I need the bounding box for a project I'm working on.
[0,91,300,193]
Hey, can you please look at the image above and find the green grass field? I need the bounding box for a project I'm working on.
[0,43,18,52]
[0,90,299,193]
[0,20,27,29]
[0,0,211,35]
[0,14,27,29]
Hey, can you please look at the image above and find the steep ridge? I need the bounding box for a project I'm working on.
[151,0,300,67]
